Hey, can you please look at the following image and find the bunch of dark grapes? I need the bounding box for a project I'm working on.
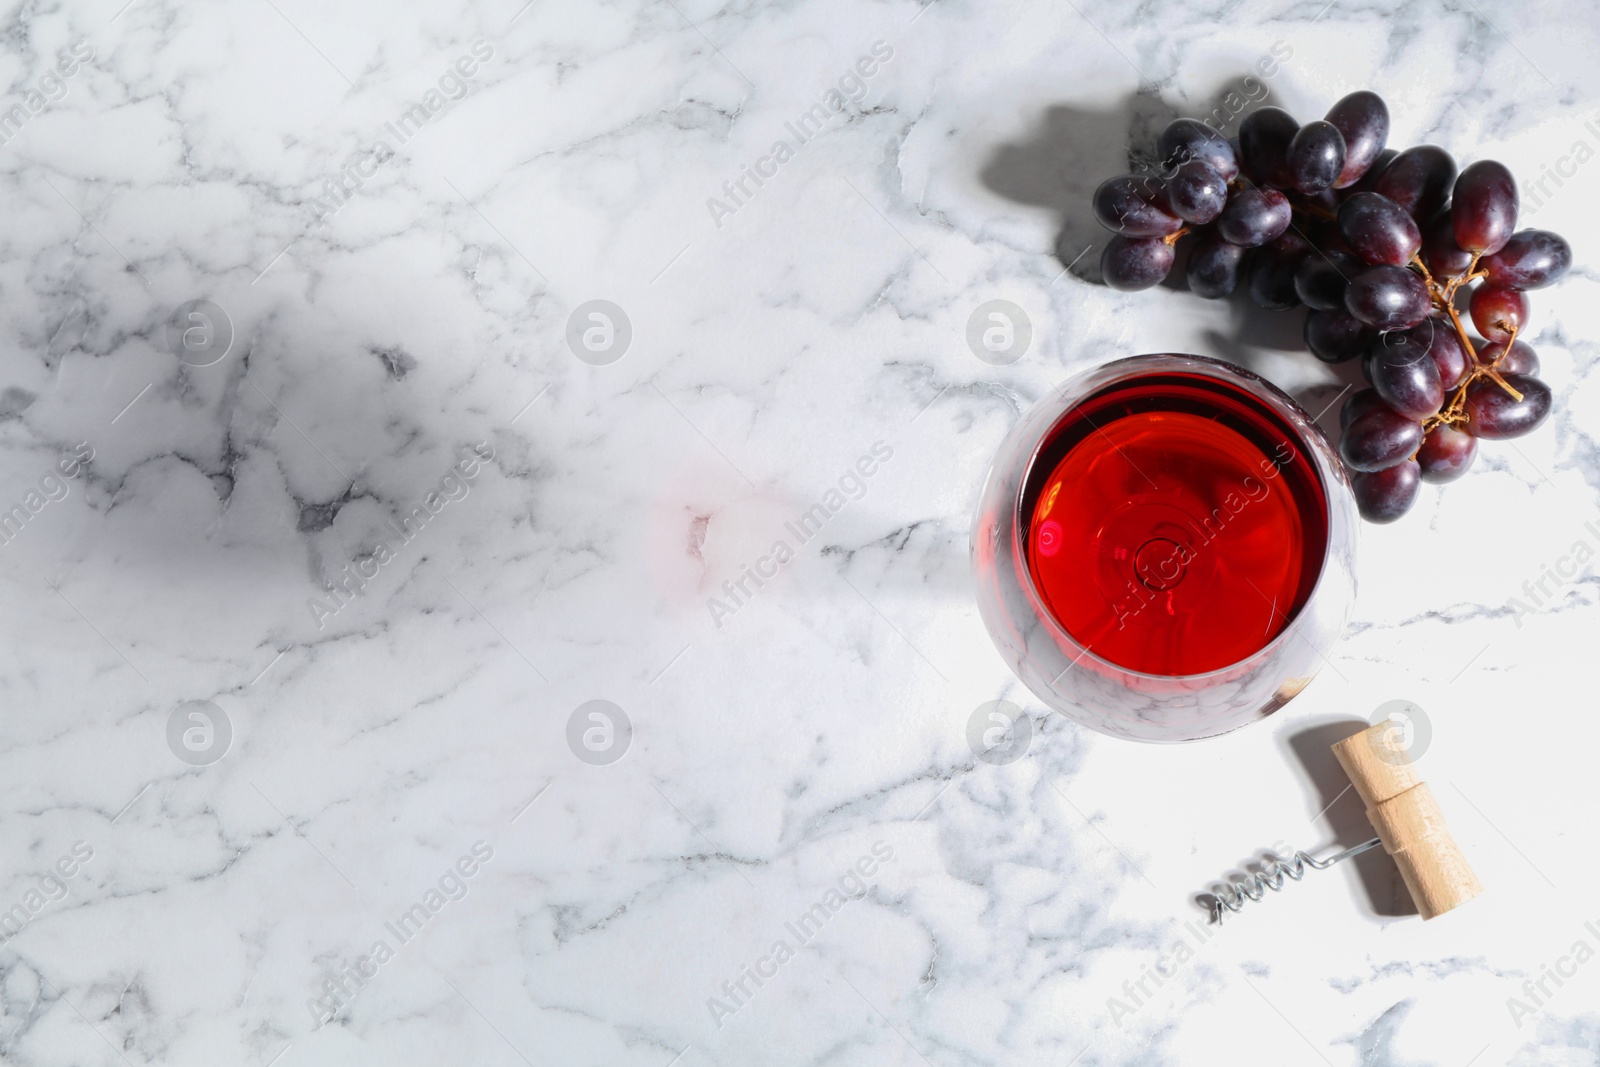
[1091,91,1572,523]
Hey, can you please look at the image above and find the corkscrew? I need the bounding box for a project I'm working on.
[1205,720,1481,923]
[1209,838,1383,922]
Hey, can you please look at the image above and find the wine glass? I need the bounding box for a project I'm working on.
[972,354,1357,742]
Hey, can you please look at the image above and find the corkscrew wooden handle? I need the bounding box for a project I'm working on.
[1330,721,1482,920]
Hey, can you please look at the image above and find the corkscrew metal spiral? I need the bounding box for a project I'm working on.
[1208,838,1383,923]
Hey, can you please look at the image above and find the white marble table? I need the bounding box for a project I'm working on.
[0,0,1596,1063]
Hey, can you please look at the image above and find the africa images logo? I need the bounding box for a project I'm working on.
[307,443,495,629]
[705,442,892,628]
[705,41,894,229]
[309,40,495,226]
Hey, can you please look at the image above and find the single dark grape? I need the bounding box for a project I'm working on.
[1406,319,1471,390]
[1369,321,1465,391]
[1341,403,1424,471]
[1165,159,1229,224]
[1299,186,1343,219]
[1477,337,1539,375]
[1452,161,1518,254]
[1368,332,1445,418]
[1341,387,1385,430]
[1469,285,1529,341]
[1093,175,1182,236]
[1416,423,1477,483]
[1349,147,1399,195]
[1216,186,1292,247]
[1481,229,1572,290]
[1464,374,1552,439]
[1344,264,1432,330]
[1375,145,1457,220]
[1326,91,1390,188]
[1248,234,1310,310]
[1306,308,1374,363]
[1238,106,1299,187]
[1158,118,1240,181]
[1338,192,1422,266]
[1352,460,1421,522]
[1421,210,1474,277]
[1186,234,1246,298]
[1295,250,1362,311]
[1307,221,1353,256]
[1288,120,1347,194]
[1101,235,1176,290]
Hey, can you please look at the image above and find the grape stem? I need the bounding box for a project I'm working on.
[1403,249,1524,440]
[1438,251,1483,302]
[1410,252,1437,291]
[1483,323,1523,398]
[1292,196,1338,222]
[1284,207,1529,436]
[1163,227,1190,246]
[1419,307,1523,436]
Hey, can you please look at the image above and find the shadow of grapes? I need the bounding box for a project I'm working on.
[978,80,1320,363]
[980,79,1379,444]
[978,92,1182,286]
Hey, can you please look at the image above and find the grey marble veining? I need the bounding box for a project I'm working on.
[0,0,1595,1064]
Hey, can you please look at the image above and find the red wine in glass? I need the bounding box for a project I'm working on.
[973,355,1356,742]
